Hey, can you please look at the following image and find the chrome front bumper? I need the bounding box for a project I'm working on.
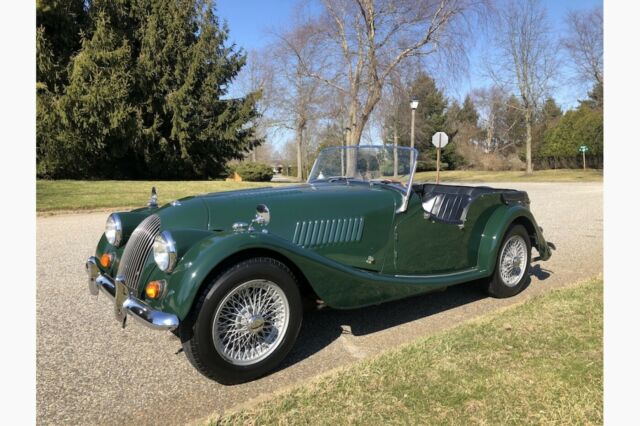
[85,257,179,331]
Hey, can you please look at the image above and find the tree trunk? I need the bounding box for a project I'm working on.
[525,108,533,174]
[393,124,399,177]
[296,125,304,181]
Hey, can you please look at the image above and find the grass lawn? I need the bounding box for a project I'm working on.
[36,180,279,212]
[215,278,603,425]
[37,169,601,213]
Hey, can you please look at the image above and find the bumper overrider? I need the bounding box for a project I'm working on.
[85,257,179,331]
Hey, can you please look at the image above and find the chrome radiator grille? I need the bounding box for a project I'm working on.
[116,214,161,291]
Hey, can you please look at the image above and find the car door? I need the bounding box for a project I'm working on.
[387,196,474,275]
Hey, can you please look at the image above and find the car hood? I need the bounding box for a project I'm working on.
[149,182,402,271]
[201,183,401,237]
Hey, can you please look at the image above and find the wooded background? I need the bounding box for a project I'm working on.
[36,0,603,180]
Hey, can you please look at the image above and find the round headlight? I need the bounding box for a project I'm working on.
[105,214,123,247]
[153,231,177,273]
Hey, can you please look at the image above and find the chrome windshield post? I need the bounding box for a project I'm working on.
[395,149,418,214]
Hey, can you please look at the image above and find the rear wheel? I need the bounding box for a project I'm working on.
[180,257,302,384]
[486,224,532,298]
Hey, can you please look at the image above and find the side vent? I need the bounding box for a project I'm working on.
[293,217,364,247]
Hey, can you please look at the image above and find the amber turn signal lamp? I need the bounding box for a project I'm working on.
[99,253,113,268]
[145,280,165,299]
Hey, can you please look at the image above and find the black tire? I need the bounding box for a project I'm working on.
[179,257,303,384]
[486,224,532,298]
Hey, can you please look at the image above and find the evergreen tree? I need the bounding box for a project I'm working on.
[458,95,480,127]
[36,0,261,179]
[532,98,563,163]
[51,13,138,178]
[580,81,603,109]
[36,0,89,89]
[382,72,473,170]
[541,105,602,166]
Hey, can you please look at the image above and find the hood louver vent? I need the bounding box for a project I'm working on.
[293,217,364,248]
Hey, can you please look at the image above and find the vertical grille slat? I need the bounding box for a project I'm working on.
[117,214,161,291]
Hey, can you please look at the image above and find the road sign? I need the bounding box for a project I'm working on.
[431,132,448,184]
[579,145,589,170]
[432,132,449,148]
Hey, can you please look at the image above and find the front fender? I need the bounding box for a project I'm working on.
[477,204,551,275]
[161,231,295,319]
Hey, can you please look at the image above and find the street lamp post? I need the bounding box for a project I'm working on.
[410,98,419,166]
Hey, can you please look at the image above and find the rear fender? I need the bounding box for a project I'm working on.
[477,204,551,275]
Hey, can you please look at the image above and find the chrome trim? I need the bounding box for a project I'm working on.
[148,186,158,208]
[396,153,418,214]
[153,230,177,273]
[254,204,270,226]
[394,267,478,279]
[122,297,179,330]
[106,214,123,247]
[86,271,178,330]
[86,256,100,295]
[96,274,116,298]
[233,222,249,232]
[117,214,161,290]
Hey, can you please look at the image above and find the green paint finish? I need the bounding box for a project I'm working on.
[92,181,552,319]
[390,193,503,274]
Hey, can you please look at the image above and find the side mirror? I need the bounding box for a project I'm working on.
[254,204,270,226]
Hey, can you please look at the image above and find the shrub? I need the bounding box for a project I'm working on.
[233,162,274,182]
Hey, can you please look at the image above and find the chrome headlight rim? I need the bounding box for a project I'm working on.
[105,213,123,247]
[153,230,177,273]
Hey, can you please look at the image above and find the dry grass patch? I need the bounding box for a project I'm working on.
[216,278,603,425]
[413,169,603,183]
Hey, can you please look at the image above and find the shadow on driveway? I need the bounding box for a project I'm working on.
[280,266,553,372]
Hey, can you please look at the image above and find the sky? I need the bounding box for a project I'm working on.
[216,0,603,146]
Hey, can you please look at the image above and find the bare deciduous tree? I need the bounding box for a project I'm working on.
[235,50,276,162]
[487,0,557,174]
[268,22,326,180]
[562,7,603,87]
[298,0,482,150]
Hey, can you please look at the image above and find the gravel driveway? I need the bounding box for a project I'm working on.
[36,182,603,425]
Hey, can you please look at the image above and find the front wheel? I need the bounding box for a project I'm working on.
[179,257,302,384]
[486,224,532,298]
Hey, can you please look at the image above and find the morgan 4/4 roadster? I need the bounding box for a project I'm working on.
[86,145,552,384]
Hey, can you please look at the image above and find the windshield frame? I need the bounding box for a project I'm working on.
[307,145,418,213]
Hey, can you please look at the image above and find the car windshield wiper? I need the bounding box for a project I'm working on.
[369,178,404,186]
[327,176,352,182]
[311,176,351,183]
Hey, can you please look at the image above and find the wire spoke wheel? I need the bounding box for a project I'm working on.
[499,235,528,287]
[212,279,290,366]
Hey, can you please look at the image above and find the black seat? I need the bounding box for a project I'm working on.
[414,184,496,225]
[421,191,470,225]
[412,183,530,225]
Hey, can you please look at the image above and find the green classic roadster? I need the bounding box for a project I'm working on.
[86,145,552,384]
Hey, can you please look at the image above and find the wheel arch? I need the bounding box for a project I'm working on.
[182,247,318,322]
[511,216,539,249]
[477,205,544,275]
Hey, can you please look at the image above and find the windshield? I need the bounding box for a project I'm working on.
[307,145,417,185]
